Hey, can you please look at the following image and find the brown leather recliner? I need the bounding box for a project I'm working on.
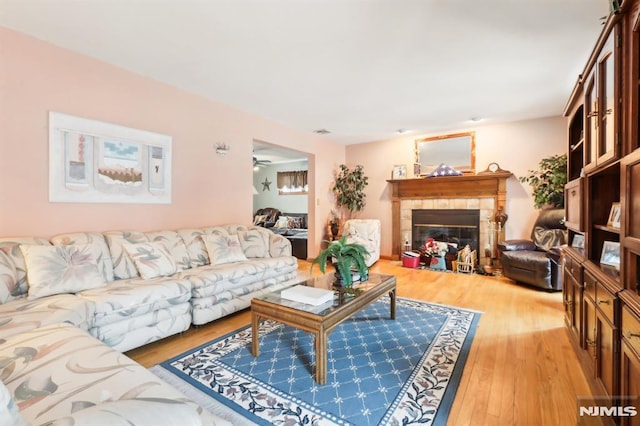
[498,209,567,291]
[254,208,281,228]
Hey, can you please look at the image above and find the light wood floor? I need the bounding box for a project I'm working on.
[127,259,594,426]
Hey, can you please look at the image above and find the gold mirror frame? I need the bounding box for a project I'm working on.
[414,131,476,175]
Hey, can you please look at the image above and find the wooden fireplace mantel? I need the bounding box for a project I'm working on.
[387,172,512,259]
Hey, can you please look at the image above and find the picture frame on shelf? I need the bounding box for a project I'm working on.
[600,241,620,270]
[571,234,585,249]
[391,164,407,179]
[607,202,621,229]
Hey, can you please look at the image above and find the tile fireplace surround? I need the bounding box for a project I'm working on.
[387,172,512,264]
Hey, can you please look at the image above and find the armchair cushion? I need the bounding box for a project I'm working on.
[498,239,537,252]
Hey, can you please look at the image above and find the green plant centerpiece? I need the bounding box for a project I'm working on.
[333,164,369,215]
[519,153,567,208]
[311,236,369,287]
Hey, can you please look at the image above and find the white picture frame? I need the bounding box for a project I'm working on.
[607,202,621,229]
[392,164,407,179]
[49,112,172,204]
[571,234,585,249]
[600,241,620,270]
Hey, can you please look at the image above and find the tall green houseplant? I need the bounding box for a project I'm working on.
[333,164,369,216]
[519,154,567,209]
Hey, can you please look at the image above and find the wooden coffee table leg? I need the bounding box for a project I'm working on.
[251,311,260,357]
[315,330,327,385]
[389,288,396,320]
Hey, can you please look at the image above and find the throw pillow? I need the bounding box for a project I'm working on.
[203,234,248,265]
[287,216,303,229]
[122,242,177,280]
[237,229,268,258]
[20,244,106,300]
[275,216,290,229]
[253,214,268,225]
[0,380,27,426]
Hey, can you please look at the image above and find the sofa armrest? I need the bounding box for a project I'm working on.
[546,245,564,263]
[498,239,537,252]
[269,233,292,257]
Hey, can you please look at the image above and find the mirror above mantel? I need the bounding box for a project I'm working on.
[415,131,476,175]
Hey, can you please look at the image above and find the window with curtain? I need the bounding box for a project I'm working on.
[277,170,308,195]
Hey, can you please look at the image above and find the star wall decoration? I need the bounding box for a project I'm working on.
[262,178,272,191]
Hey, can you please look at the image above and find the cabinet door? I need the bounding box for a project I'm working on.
[621,304,640,425]
[620,343,640,426]
[585,72,598,171]
[596,312,617,397]
[585,295,598,360]
[597,33,618,166]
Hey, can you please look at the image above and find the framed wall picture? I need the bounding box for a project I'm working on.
[392,164,407,179]
[571,234,585,249]
[49,112,172,204]
[600,241,620,270]
[607,202,621,229]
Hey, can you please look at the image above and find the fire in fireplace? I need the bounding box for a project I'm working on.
[411,209,480,257]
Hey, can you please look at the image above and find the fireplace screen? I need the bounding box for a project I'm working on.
[412,209,480,256]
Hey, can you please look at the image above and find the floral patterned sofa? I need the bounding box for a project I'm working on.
[0,323,231,425]
[0,224,297,425]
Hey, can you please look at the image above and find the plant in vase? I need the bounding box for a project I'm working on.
[422,238,448,269]
[311,236,369,287]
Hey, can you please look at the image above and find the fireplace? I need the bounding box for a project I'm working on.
[387,172,512,265]
[412,209,480,255]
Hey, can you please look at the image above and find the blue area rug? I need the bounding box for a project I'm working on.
[154,297,480,425]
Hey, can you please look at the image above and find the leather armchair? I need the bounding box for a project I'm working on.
[498,208,567,291]
[254,208,281,228]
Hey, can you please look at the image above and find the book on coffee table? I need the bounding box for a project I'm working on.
[281,285,335,306]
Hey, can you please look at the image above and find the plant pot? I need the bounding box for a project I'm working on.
[333,268,368,287]
[330,223,340,240]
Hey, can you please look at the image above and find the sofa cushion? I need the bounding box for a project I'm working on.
[145,230,191,270]
[76,276,192,327]
[0,323,228,426]
[0,294,95,343]
[123,241,177,279]
[20,244,106,299]
[0,237,51,303]
[203,234,248,265]
[182,256,298,299]
[237,229,269,258]
[103,231,149,280]
[50,232,116,282]
[176,228,210,267]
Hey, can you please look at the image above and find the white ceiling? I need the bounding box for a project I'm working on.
[0,0,610,145]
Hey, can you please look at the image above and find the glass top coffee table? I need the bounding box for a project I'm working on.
[251,273,396,384]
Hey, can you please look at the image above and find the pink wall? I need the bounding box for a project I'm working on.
[345,117,567,257]
[0,27,344,255]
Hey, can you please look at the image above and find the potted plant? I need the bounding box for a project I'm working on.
[332,164,369,217]
[519,153,567,209]
[311,236,369,287]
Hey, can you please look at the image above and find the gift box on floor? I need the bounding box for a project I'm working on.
[402,252,420,268]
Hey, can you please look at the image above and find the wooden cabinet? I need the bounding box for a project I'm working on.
[564,2,640,418]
